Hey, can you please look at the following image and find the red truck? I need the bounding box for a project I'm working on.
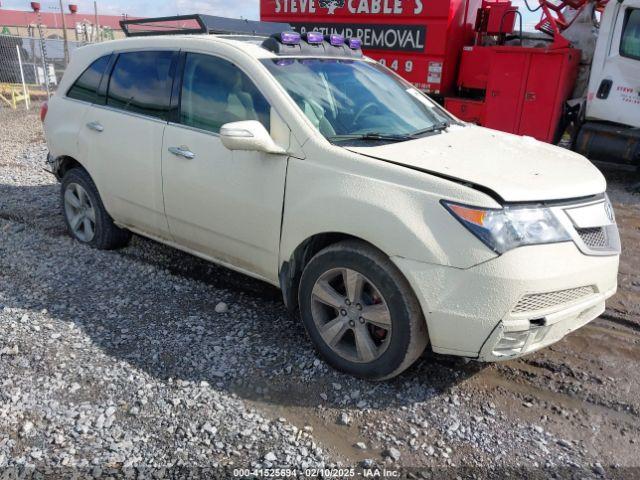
[261,0,477,96]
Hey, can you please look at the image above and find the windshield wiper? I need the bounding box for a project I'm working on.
[409,121,450,137]
[328,123,450,144]
[328,132,414,143]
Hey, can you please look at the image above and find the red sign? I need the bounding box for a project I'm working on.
[266,0,431,17]
[261,0,481,95]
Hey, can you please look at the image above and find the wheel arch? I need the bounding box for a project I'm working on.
[279,232,399,315]
[54,156,107,206]
[52,155,85,180]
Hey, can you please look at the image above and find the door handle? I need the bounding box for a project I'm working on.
[86,121,104,132]
[596,79,613,99]
[168,146,196,160]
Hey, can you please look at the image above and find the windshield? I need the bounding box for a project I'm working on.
[261,58,455,143]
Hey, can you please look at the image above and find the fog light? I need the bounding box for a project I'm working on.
[492,326,549,358]
[493,331,533,357]
[494,331,529,353]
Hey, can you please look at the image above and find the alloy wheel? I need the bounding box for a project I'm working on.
[310,268,392,363]
[64,183,96,243]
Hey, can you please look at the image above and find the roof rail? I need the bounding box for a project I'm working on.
[120,14,291,38]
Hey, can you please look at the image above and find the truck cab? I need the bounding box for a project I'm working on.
[576,0,640,166]
[587,0,640,129]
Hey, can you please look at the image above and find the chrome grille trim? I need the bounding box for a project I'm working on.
[512,286,597,314]
[551,196,621,256]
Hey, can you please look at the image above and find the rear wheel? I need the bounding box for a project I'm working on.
[61,168,131,250]
[298,240,429,380]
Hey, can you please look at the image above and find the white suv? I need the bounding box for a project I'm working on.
[43,22,620,379]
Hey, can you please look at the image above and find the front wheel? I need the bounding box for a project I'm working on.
[298,240,429,380]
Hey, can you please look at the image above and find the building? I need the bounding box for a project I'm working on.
[0,8,132,41]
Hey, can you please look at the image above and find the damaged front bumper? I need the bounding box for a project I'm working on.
[392,241,619,359]
[477,286,615,361]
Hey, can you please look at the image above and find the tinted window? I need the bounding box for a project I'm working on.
[107,51,174,119]
[621,9,640,59]
[180,53,270,133]
[67,54,111,103]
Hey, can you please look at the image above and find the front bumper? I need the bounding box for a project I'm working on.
[392,241,619,359]
[477,285,613,361]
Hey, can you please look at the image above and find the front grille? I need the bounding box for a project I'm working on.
[512,286,596,314]
[577,227,608,249]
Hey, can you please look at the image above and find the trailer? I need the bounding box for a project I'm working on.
[261,0,640,168]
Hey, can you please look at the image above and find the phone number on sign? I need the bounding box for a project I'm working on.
[233,468,357,478]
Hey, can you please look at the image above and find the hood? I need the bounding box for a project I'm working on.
[345,125,606,203]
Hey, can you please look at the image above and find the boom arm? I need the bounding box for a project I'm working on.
[533,0,609,47]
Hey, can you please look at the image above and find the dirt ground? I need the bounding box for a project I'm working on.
[1,107,639,476]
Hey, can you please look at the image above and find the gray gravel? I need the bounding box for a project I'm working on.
[1,107,639,475]
[0,219,329,471]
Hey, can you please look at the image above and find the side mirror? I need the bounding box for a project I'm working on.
[220,120,286,155]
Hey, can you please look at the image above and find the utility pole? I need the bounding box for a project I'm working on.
[94,1,100,42]
[35,12,51,99]
[59,0,70,65]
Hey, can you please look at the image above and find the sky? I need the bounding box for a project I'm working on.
[2,0,538,30]
[1,0,260,18]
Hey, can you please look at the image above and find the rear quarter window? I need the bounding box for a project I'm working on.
[107,51,175,120]
[66,54,111,103]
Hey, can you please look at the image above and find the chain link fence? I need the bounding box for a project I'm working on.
[0,34,89,110]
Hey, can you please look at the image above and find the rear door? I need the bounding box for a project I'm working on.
[161,52,289,282]
[586,0,640,128]
[79,50,178,239]
[48,53,112,166]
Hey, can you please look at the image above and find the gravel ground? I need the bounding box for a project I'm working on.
[1,107,639,478]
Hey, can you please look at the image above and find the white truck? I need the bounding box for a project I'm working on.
[573,0,640,171]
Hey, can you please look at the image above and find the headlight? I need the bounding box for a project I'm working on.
[442,201,571,254]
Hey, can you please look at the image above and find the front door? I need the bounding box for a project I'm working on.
[587,0,640,128]
[161,52,288,282]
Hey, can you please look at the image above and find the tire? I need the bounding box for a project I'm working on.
[61,167,131,250]
[298,240,429,380]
